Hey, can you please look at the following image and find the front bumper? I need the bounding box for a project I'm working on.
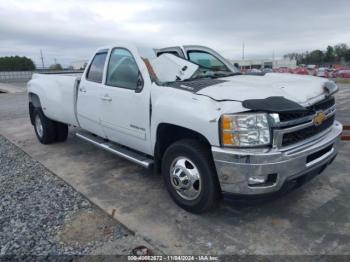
[212,121,343,196]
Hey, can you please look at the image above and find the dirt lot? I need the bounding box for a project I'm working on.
[0,81,349,255]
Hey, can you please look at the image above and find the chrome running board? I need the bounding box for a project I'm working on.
[76,132,153,168]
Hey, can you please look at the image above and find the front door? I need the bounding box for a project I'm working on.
[100,47,151,154]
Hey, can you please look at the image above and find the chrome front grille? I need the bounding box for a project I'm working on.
[281,115,335,147]
[271,96,336,149]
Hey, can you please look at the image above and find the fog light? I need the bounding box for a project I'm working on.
[248,173,278,187]
[248,176,267,185]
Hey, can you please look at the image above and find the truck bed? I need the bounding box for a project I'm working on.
[29,73,82,126]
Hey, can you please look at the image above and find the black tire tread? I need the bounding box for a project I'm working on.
[54,121,69,142]
[162,139,220,213]
[33,108,56,144]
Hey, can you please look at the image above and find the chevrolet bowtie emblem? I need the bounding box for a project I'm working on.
[313,111,326,126]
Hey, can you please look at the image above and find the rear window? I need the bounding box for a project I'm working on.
[86,52,107,83]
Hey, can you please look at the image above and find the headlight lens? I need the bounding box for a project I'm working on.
[221,113,270,147]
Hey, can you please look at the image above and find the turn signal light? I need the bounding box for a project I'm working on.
[222,115,233,130]
[222,132,235,145]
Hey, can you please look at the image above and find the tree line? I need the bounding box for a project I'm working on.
[284,43,350,66]
[0,56,36,71]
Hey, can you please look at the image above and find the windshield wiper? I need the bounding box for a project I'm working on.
[165,76,213,85]
[211,72,241,78]
[163,70,240,85]
[188,75,215,81]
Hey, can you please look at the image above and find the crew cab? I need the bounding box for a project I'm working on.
[27,43,342,213]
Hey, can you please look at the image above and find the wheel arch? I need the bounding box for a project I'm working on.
[29,92,42,107]
[28,92,42,125]
[154,123,212,174]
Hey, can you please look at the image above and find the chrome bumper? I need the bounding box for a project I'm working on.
[212,121,343,195]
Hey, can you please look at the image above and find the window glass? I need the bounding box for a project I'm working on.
[106,48,139,90]
[188,51,229,72]
[86,52,107,83]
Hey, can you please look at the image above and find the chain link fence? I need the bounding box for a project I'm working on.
[0,70,84,83]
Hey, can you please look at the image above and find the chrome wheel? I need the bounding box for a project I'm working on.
[35,114,43,138]
[170,157,202,201]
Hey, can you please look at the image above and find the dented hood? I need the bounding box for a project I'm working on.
[196,73,331,105]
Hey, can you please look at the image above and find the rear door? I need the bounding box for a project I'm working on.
[100,46,152,154]
[77,50,108,137]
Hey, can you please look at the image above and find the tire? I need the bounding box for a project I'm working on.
[55,121,68,142]
[33,108,56,144]
[162,139,220,213]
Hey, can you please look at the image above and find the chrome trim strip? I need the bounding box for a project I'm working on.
[272,106,336,149]
[275,114,314,128]
[272,105,336,128]
[282,127,333,154]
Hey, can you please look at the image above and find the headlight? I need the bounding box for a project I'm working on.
[220,113,270,147]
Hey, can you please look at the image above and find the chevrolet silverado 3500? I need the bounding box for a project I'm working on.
[27,44,342,213]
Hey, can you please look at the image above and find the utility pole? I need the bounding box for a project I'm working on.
[54,58,57,65]
[242,42,245,61]
[40,50,45,69]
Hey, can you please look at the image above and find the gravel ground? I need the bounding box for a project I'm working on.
[0,135,134,256]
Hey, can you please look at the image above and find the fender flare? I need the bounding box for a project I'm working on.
[28,93,42,125]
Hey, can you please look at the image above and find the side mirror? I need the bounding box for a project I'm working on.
[135,72,144,93]
[234,63,240,68]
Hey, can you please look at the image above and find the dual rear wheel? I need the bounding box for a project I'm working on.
[32,107,68,144]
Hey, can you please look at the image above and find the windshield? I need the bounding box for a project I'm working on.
[137,45,240,83]
[187,51,230,72]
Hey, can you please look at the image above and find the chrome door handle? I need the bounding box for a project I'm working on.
[100,95,112,102]
[79,87,87,93]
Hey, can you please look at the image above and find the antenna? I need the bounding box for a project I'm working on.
[40,50,45,69]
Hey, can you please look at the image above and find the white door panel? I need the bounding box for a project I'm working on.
[100,86,150,153]
[77,81,105,137]
[76,51,107,137]
[100,47,151,154]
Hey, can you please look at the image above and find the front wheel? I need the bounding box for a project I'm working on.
[162,139,220,213]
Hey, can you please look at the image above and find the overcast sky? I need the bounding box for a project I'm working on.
[0,0,349,67]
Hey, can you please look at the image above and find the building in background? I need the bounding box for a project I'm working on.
[229,58,297,69]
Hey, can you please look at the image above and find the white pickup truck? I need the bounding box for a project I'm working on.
[27,43,342,213]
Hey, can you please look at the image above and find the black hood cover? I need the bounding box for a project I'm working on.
[242,96,308,113]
